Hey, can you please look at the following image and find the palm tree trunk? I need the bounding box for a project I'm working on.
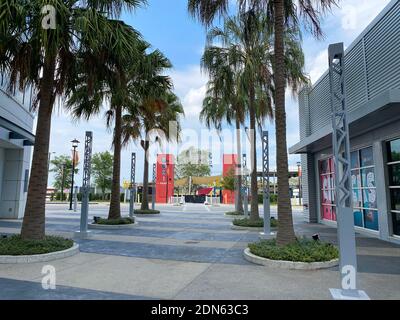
[20,55,56,240]
[235,118,244,214]
[274,0,296,246]
[108,104,122,220]
[141,139,150,210]
[249,86,259,221]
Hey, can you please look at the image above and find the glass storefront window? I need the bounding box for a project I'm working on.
[387,138,400,237]
[388,164,400,186]
[390,189,400,212]
[363,189,377,209]
[364,210,379,231]
[392,212,400,236]
[361,167,375,189]
[351,151,359,169]
[351,169,361,189]
[360,147,374,167]
[354,210,363,227]
[320,147,379,231]
[319,158,336,222]
[388,139,400,162]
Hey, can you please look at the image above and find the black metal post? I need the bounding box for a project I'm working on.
[61,163,66,201]
[69,147,77,210]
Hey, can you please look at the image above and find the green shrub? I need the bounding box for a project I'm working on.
[134,209,160,215]
[248,238,339,263]
[233,218,278,228]
[0,235,74,256]
[95,217,135,225]
[225,211,244,216]
[258,194,278,204]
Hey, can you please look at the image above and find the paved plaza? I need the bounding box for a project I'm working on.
[0,203,399,300]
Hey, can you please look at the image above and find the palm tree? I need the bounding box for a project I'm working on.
[188,0,336,245]
[200,51,246,214]
[0,0,146,240]
[122,90,184,211]
[66,29,146,221]
[203,12,275,221]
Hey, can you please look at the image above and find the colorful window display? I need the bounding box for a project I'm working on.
[319,146,379,231]
[319,158,336,221]
[387,138,400,236]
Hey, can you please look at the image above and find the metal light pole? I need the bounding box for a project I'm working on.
[73,186,78,212]
[297,161,302,206]
[242,153,249,218]
[328,43,368,300]
[152,163,156,210]
[75,132,93,239]
[60,163,66,202]
[69,139,80,210]
[260,131,272,239]
[129,153,136,218]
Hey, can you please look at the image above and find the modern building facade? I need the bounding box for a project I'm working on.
[290,0,400,244]
[0,75,34,219]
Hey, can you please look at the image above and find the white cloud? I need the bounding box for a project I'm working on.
[307,49,328,85]
[170,65,207,97]
[335,0,392,33]
[182,85,207,118]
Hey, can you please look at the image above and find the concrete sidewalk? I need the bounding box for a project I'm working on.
[0,203,399,300]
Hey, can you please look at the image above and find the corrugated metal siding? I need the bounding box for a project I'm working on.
[345,41,368,113]
[301,0,400,137]
[301,154,309,221]
[365,0,400,100]
[309,73,331,133]
[299,88,310,139]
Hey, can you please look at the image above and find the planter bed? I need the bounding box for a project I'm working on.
[244,248,339,270]
[244,238,339,270]
[134,209,161,216]
[89,217,137,230]
[0,235,79,264]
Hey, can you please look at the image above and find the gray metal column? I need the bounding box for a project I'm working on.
[76,131,93,239]
[328,43,368,300]
[242,153,249,218]
[260,131,271,238]
[129,153,136,218]
[152,163,156,210]
[73,186,78,212]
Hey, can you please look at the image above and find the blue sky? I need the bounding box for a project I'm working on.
[47,0,392,187]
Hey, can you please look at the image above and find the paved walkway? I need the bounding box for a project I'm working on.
[0,203,399,300]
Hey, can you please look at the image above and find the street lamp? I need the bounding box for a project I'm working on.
[61,163,66,201]
[69,139,80,210]
[297,161,302,206]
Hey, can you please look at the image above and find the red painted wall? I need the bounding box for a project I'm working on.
[222,154,237,204]
[156,154,175,204]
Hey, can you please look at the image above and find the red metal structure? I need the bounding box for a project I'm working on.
[222,154,237,204]
[155,154,175,203]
